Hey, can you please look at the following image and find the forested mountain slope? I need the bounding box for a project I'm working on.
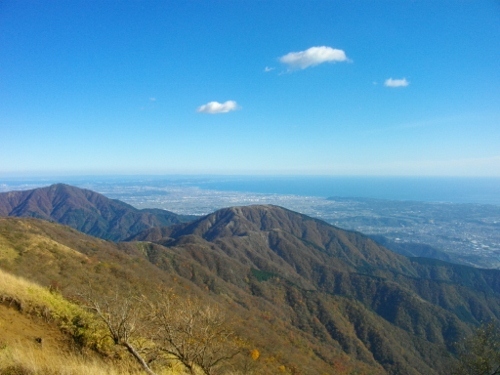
[132,205,500,374]
[2,185,500,374]
[0,216,379,375]
[0,184,196,241]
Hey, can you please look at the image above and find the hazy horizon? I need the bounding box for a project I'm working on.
[2,174,500,206]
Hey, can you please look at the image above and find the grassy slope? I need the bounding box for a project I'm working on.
[0,269,143,375]
[0,217,379,375]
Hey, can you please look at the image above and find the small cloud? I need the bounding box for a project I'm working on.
[279,46,349,70]
[196,100,241,114]
[149,97,157,101]
[264,66,275,72]
[384,78,409,88]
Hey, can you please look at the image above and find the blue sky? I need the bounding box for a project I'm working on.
[1,1,499,176]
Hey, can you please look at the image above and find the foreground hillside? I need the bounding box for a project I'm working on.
[0,183,196,241]
[0,217,378,374]
[0,269,144,375]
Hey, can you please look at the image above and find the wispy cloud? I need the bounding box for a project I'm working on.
[384,78,409,88]
[264,66,275,72]
[279,46,349,70]
[196,100,241,114]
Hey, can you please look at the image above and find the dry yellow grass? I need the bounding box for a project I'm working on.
[0,338,203,375]
[0,235,18,262]
[0,269,93,333]
[0,342,141,375]
[0,269,194,375]
[0,269,127,375]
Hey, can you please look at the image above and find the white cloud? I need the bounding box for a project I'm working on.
[264,66,275,72]
[384,78,409,88]
[279,46,349,70]
[196,100,241,114]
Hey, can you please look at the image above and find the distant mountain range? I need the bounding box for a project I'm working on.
[1,184,500,374]
[0,183,196,241]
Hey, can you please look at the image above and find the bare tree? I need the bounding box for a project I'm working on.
[80,287,158,375]
[80,286,242,375]
[153,292,241,375]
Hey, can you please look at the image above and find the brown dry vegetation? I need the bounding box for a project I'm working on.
[0,217,373,374]
[0,269,142,375]
[2,200,500,374]
[0,269,237,375]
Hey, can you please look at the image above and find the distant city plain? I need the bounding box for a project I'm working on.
[2,175,500,269]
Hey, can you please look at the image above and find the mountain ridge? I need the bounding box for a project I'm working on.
[130,204,500,374]
[0,183,196,241]
[132,204,419,276]
[2,185,500,374]
[0,216,380,374]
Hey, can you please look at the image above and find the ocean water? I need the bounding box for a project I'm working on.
[2,175,500,206]
[189,176,500,205]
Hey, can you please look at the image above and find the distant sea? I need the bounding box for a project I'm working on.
[2,176,500,206]
[182,176,500,205]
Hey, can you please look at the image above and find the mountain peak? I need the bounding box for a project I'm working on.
[137,203,410,277]
[0,184,195,241]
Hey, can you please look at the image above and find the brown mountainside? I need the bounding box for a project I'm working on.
[132,205,500,374]
[0,183,196,241]
[0,216,379,375]
[2,184,500,374]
